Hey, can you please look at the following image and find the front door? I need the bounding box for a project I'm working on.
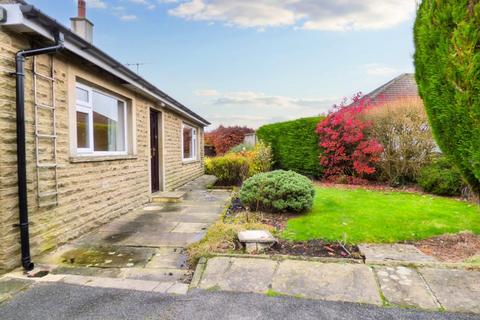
[150,110,160,193]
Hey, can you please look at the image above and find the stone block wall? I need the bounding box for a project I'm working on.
[0,27,205,272]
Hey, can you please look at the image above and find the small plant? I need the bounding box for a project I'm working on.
[228,143,254,154]
[240,170,315,213]
[205,155,250,186]
[418,156,465,196]
[206,142,273,186]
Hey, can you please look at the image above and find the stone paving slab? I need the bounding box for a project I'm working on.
[199,257,278,293]
[0,278,34,303]
[374,266,439,310]
[419,268,480,314]
[359,244,437,263]
[272,260,382,305]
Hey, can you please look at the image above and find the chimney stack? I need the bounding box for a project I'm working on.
[71,0,94,44]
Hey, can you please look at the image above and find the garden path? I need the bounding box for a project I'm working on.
[195,256,480,314]
[2,175,230,296]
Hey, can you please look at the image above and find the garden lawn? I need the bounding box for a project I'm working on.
[282,187,480,244]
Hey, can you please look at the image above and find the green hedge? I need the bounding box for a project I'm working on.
[256,117,324,177]
[414,0,480,194]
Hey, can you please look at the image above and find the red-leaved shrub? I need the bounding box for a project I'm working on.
[316,93,383,183]
[205,126,255,155]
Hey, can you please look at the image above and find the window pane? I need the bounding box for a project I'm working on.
[183,126,192,159]
[76,111,89,149]
[92,91,125,152]
[76,87,89,103]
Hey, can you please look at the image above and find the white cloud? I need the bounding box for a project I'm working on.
[120,14,138,21]
[168,0,416,31]
[363,63,398,76]
[194,89,220,97]
[128,0,156,10]
[197,89,336,128]
[84,0,107,9]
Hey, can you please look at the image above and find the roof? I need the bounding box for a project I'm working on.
[362,73,419,104]
[0,1,210,126]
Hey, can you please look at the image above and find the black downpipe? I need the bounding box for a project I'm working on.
[15,33,64,271]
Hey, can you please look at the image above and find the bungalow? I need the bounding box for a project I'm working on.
[0,0,209,272]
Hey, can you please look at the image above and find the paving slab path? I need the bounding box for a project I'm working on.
[3,175,231,296]
[196,256,480,314]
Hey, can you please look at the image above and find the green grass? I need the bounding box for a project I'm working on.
[282,187,480,244]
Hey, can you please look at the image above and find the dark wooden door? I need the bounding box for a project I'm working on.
[150,110,160,193]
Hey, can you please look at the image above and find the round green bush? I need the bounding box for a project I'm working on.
[418,157,465,196]
[414,0,480,194]
[239,170,315,213]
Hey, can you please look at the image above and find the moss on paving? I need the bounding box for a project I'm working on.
[282,187,480,244]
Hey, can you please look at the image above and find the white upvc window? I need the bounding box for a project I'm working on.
[75,82,128,155]
[182,123,197,161]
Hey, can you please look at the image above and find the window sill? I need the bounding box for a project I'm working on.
[69,154,138,163]
[182,159,200,165]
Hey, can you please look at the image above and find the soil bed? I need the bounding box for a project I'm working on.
[265,239,361,259]
[413,232,480,262]
[224,197,361,259]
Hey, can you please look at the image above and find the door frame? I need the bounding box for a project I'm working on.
[149,108,165,193]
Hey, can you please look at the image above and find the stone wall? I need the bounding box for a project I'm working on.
[0,27,205,272]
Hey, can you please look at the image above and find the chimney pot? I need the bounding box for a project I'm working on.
[78,0,86,18]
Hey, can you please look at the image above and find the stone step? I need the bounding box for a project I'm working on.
[151,191,186,203]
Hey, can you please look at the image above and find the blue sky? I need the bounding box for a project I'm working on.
[28,0,417,129]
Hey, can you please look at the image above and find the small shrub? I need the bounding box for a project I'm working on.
[205,155,250,186]
[364,97,438,186]
[229,143,254,154]
[257,117,324,177]
[240,170,315,213]
[206,142,273,186]
[418,157,465,196]
[247,142,273,176]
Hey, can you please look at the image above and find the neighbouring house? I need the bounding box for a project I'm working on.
[0,0,210,272]
[359,73,419,104]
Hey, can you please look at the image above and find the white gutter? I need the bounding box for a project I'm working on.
[0,4,210,127]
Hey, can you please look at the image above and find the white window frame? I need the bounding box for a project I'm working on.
[75,82,128,156]
[182,123,197,161]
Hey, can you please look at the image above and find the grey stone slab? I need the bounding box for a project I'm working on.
[96,221,179,233]
[359,244,437,263]
[419,268,480,313]
[119,268,189,282]
[51,266,121,278]
[58,246,155,268]
[166,283,189,295]
[199,257,278,293]
[0,278,33,302]
[171,222,209,233]
[145,252,187,269]
[374,266,438,310]
[238,230,276,243]
[272,260,382,305]
[116,232,205,247]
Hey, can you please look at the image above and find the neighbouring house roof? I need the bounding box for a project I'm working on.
[362,73,419,104]
[0,2,210,126]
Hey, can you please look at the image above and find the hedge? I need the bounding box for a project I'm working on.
[414,0,480,194]
[256,117,324,177]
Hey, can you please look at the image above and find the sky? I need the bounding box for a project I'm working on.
[27,0,418,129]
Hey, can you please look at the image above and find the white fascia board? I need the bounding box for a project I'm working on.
[0,4,209,127]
